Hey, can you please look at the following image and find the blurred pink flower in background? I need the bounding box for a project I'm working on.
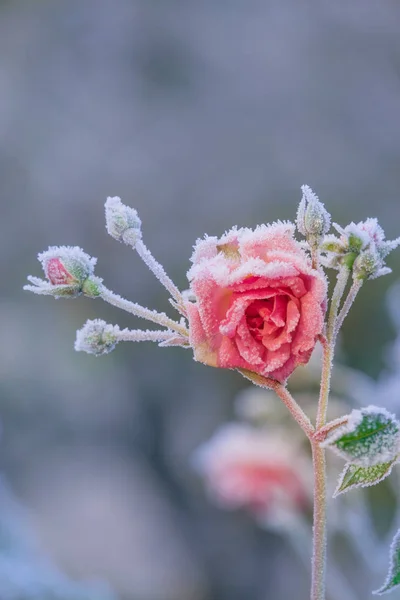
[193,424,312,527]
[186,223,327,381]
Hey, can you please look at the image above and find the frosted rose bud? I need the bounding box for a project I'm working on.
[193,424,311,526]
[296,185,331,245]
[75,319,119,356]
[105,196,142,246]
[352,250,383,281]
[186,222,327,382]
[24,246,101,298]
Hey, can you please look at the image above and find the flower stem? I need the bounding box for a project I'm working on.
[311,441,327,600]
[311,267,350,600]
[133,238,187,314]
[316,267,349,429]
[334,279,363,338]
[100,286,189,337]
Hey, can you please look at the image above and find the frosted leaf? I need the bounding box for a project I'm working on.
[104,196,142,245]
[322,406,400,467]
[373,529,400,595]
[334,459,397,497]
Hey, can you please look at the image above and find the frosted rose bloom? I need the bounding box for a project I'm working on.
[186,222,327,381]
[193,424,311,525]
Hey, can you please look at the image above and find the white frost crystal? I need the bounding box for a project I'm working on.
[322,405,400,467]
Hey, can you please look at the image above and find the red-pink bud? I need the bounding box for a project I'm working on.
[46,257,79,286]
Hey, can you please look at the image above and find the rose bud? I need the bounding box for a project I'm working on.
[296,185,331,246]
[105,196,142,247]
[185,222,327,382]
[24,246,101,298]
[75,319,119,356]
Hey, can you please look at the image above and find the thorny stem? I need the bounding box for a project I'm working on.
[237,369,315,440]
[100,286,189,337]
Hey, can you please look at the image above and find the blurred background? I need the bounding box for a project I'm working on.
[2,1,400,598]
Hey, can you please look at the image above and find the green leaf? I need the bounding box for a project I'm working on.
[334,459,397,497]
[323,406,400,467]
[373,529,400,595]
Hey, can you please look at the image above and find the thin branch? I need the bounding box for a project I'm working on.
[132,237,186,315]
[316,268,350,430]
[334,279,363,338]
[100,286,189,337]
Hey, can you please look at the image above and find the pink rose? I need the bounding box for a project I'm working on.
[193,424,311,523]
[186,222,327,382]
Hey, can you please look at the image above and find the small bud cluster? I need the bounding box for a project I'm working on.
[24,246,102,298]
[105,196,142,247]
[321,218,400,280]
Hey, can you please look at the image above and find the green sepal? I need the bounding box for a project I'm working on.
[82,277,102,298]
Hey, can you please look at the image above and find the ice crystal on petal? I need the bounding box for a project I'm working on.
[323,406,400,467]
